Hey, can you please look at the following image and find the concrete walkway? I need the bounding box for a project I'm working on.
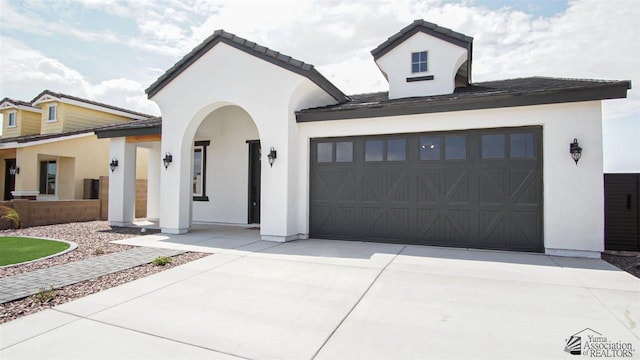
[1,230,638,359]
[0,247,184,303]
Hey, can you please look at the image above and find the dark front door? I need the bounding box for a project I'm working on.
[248,141,261,224]
[4,159,16,201]
[604,174,640,251]
[310,127,543,252]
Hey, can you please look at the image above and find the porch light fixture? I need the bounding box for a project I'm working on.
[8,165,19,175]
[163,153,173,169]
[569,138,582,165]
[109,158,119,172]
[267,147,277,167]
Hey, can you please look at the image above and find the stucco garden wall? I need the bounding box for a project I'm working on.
[0,200,101,229]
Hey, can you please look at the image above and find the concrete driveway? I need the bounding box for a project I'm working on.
[1,229,639,359]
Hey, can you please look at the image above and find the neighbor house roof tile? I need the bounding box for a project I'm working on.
[30,90,155,119]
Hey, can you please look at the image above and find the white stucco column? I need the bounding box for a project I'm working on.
[108,137,136,226]
[256,109,303,242]
[159,132,192,234]
[146,142,161,220]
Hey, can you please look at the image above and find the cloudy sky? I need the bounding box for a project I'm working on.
[0,0,638,171]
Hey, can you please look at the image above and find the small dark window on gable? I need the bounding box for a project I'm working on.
[47,105,57,122]
[411,51,428,73]
[8,112,16,127]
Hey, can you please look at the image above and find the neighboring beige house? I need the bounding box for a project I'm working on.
[0,90,153,202]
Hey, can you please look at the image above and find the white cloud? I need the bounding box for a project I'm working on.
[68,0,132,17]
[0,37,160,115]
[0,0,123,43]
[89,78,158,114]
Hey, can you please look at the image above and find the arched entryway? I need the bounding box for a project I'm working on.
[188,105,261,225]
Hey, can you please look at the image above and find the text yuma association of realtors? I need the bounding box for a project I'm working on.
[582,334,634,358]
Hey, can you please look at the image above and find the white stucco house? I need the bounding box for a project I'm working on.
[97,20,630,258]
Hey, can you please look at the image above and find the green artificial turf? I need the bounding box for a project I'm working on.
[0,237,70,266]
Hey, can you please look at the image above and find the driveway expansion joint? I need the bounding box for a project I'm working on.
[310,245,407,359]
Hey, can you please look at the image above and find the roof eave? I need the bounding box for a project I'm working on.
[0,101,42,113]
[95,125,162,139]
[0,130,96,145]
[296,83,630,122]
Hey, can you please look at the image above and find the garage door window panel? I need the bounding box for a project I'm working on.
[482,134,506,159]
[365,140,384,162]
[387,139,407,161]
[510,133,535,158]
[336,141,353,162]
[317,142,333,163]
[445,135,466,160]
[420,136,441,160]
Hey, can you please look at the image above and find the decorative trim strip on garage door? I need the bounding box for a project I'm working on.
[309,126,543,252]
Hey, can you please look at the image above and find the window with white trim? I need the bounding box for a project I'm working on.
[193,147,204,196]
[411,51,428,73]
[47,105,57,122]
[7,111,16,127]
[39,160,57,195]
[193,140,210,201]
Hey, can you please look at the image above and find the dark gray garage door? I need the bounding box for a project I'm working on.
[310,126,543,252]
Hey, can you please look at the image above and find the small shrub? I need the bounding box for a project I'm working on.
[0,206,20,229]
[92,248,105,255]
[152,256,172,266]
[34,286,55,304]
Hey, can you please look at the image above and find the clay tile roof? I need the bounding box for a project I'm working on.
[296,77,631,122]
[145,30,347,102]
[371,19,473,59]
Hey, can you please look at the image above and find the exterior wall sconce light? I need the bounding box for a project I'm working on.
[109,158,119,172]
[267,147,277,167]
[9,165,19,175]
[569,138,582,165]
[163,153,173,169]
